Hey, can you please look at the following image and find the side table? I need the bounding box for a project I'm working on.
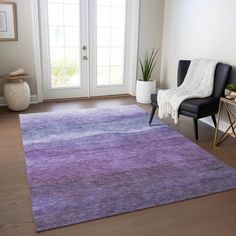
[214,97,236,157]
[0,74,31,111]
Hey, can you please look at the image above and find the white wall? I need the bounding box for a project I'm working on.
[138,0,165,87]
[161,0,236,89]
[0,0,37,96]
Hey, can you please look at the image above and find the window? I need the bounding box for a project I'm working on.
[96,0,126,86]
[48,0,81,88]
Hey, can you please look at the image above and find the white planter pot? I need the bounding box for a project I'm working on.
[224,88,231,97]
[136,80,156,104]
[4,80,30,111]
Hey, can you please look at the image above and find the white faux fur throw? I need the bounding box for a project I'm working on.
[157,59,218,124]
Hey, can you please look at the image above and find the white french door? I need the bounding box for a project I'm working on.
[90,0,129,96]
[40,0,89,99]
[39,0,138,100]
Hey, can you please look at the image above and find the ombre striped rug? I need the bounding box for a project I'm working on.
[20,105,236,232]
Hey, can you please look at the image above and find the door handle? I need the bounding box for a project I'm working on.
[82,56,88,60]
[82,46,87,50]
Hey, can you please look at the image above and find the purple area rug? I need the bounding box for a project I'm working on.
[20,105,236,232]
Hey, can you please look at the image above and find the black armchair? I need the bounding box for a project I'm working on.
[149,60,232,140]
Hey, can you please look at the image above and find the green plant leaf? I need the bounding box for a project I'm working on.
[139,48,159,81]
[226,84,236,91]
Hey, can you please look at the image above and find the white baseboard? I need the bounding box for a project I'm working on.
[200,117,229,133]
[0,95,38,107]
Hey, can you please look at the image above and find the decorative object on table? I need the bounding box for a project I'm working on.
[20,105,236,232]
[214,97,236,157]
[226,83,236,91]
[0,71,30,111]
[225,83,236,99]
[225,92,236,100]
[224,88,231,97]
[136,48,159,104]
[9,68,25,76]
[228,92,236,100]
[149,60,232,140]
[0,2,17,41]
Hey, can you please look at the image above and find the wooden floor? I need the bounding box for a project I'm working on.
[0,96,236,236]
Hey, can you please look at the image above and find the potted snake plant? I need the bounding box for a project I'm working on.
[136,48,159,104]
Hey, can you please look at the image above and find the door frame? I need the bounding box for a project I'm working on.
[31,0,140,102]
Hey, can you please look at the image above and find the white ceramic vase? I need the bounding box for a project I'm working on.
[4,80,30,111]
[224,88,231,97]
[136,80,156,104]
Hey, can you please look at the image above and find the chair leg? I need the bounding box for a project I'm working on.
[193,118,199,141]
[149,106,157,126]
[211,114,217,127]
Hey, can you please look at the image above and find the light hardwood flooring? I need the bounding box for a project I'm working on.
[0,96,236,236]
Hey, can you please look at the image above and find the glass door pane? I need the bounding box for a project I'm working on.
[48,0,81,88]
[96,0,126,86]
